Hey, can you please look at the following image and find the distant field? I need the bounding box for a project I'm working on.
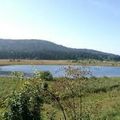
[0,59,120,66]
[0,59,71,65]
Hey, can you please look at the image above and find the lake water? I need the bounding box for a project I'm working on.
[0,65,120,77]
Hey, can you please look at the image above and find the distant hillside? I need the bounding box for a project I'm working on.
[0,39,120,61]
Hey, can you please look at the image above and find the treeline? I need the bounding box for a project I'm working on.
[0,39,120,61]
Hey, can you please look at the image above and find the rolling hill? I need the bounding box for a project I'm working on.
[0,39,120,61]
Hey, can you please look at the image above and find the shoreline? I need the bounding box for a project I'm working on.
[0,59,120,66]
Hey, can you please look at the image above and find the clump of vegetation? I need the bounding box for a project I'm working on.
[51,66,90,120]
[2,71,63,120]
[4,78,44,120]
[11,71,24,80]
[34,71,53,81]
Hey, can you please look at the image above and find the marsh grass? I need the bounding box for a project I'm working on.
[0,76,120,119]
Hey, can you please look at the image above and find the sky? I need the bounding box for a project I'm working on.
[0,0,120,54]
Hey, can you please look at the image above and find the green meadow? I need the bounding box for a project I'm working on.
[0,74,120,120]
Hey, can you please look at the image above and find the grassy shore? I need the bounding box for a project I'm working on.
[0,76,120,119]
[0,59,120,66]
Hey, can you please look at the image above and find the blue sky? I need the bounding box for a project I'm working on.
[0,0,120,54]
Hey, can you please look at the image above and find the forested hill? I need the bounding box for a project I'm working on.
[0,39,120,61]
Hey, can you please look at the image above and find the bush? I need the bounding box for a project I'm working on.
[34,71,53,81]
[4,80,44,120]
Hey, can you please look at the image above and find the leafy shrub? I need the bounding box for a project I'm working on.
[4,79,44,120]
[40,71,53,81]
[11,71,24,80]
[34,71,53,81]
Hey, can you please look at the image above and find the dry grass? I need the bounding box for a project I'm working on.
[0,59,120,66]
[0,59,73,65]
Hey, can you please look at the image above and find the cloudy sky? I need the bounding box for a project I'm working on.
[0,0,120,54]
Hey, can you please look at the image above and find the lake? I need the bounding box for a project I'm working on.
[0,65,120,77]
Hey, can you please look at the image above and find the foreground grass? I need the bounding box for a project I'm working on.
[0,77,120,119]
[0,77,25,119]
[0,59,120,66]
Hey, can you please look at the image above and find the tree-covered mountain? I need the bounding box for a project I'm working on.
[0,39,120,61]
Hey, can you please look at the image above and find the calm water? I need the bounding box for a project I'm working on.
[0,65,120,77]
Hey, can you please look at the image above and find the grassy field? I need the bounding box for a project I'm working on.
[0,59,120,66]
[0,76,120,120]
[0,59,71,65]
